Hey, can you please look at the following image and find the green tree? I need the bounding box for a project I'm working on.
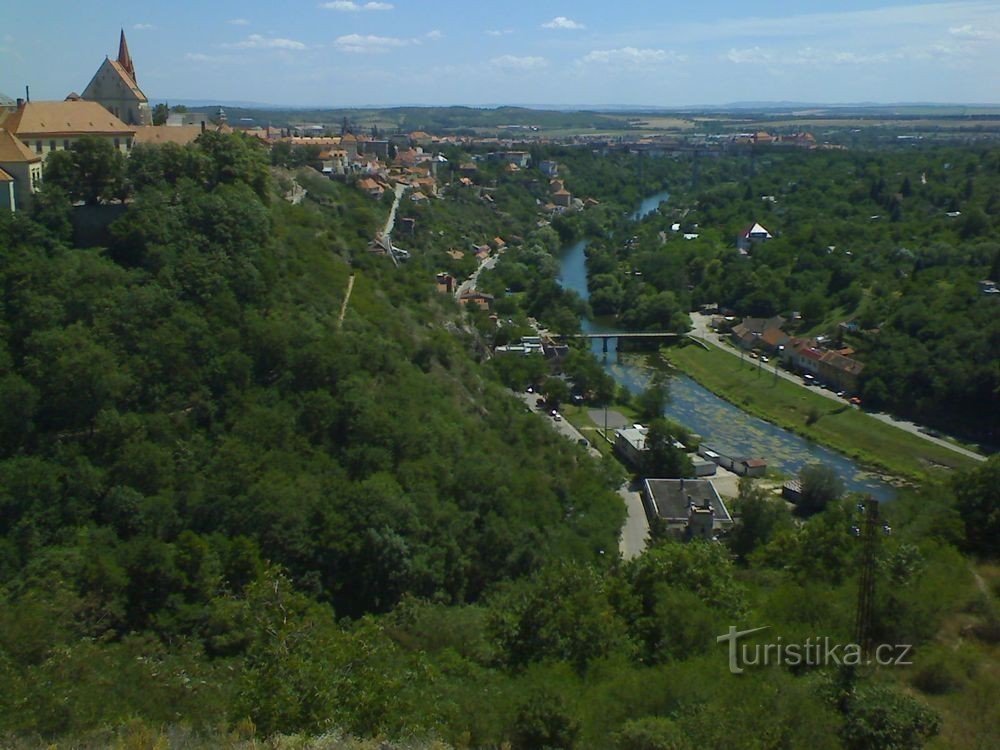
[43,137,126,205]
[953,456,1000,558]
[728,478,791,563]
[797,463,844,515]
[151,103,169,126]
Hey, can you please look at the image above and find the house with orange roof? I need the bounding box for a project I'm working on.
[409,131,433,147]
[4,99,135,157]
[0,166,15,212]
[0,127,43,210]
[82,30,151,126]
[356,177,385,199]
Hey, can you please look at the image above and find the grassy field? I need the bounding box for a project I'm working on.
[666,343,979,483]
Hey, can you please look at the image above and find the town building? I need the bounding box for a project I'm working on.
[2,99,135,158]
[642,478,734,541]
[0,127,43,211]
[81,30,151,126]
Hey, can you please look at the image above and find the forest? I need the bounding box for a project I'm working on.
[0,133,997,748]
[562,145,1000,443]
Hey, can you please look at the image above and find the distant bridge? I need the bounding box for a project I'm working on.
[553,331,687,353]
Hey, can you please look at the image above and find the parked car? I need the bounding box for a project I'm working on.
[577,438,588,447]
[553,413,563,422]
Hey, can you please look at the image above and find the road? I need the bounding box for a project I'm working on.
[456,253,499,299]
[687,313,986,463]
[617,483,650,561]
[515,391,650,559]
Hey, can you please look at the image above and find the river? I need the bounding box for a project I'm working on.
[558,195,896,501]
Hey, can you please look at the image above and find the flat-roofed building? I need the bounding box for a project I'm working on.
[643,478,734,541]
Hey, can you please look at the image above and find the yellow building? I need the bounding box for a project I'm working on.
[2,99,135,157]
[0,127,43,211]
[82,30,151,126]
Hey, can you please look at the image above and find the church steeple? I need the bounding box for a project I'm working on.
[117,28,136,84]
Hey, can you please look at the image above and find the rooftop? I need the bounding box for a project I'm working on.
[5,100,135,137]
[644,478,733,524]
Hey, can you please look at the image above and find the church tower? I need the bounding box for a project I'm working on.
[81,30,151,126]
[117,28,137,84]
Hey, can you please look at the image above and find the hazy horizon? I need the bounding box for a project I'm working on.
[3,1,999,108]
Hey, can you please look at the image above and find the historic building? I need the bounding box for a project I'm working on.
[82,30,151,126]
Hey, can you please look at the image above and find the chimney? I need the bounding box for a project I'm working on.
[25,85,30,102]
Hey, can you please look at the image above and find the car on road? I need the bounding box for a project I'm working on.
[552,413,563,421]
[577,438,588,447]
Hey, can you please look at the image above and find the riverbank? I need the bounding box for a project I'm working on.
[665,342,978,483]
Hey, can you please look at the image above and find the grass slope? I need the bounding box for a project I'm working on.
[666,343,978,482]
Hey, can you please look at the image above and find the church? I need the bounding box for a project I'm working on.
[81,30,151,126]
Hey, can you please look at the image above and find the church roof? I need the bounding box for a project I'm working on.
[118,29,137,84]
[4,100,135,137]
[0,128,41,163]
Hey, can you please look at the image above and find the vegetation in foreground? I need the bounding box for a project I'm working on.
[0,134,997,748]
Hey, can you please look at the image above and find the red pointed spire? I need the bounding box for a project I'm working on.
[117,28,136,83]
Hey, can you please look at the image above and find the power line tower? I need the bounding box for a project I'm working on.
[852,497,889,660]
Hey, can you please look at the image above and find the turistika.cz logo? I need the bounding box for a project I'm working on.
[717,626,913,674]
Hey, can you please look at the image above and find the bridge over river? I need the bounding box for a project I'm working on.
[553,331,688,353]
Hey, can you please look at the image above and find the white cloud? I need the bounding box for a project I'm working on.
[426,29,443,40]
[542,16,584,30]
[226,34,306,50]
[581,47,686,67]
[334,34,410,53]
[184,52,237,63]
[726,45,896,67]
[228,19,250,26]
[486,29,513,37]
[491,55,548,70]
[949,23,1000,40]
[133,23,155,31]
[321,1,393,11]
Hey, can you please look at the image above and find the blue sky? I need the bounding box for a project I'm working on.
[2,1,999,107]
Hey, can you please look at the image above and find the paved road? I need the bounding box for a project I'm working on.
[515,391,650,559]
[456,253,499,299]
[687,313,986,462]
[618,483,650,561]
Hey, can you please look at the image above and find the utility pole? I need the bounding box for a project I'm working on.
[853,497,888,660]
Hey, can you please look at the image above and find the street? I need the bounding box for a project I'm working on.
[514,390,651,559]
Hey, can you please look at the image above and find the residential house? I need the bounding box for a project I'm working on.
[785,339,825,376]
[458,290,493,310]
[81,30,151,126]
[642,478,734,541]
[614,425,649,468]
[737,221,772,253]
[409,131,433,148]
[817,350,865,393]
[0,167,15,212]
[730,315,787,351]
[539,160,559,177]
[435,273,456,294]
[552,188,572,208]
[316,149,349,176]
[0,127,43,210]
[356,177,385,199]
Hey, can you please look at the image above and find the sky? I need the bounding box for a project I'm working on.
[2,1,1000,108]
